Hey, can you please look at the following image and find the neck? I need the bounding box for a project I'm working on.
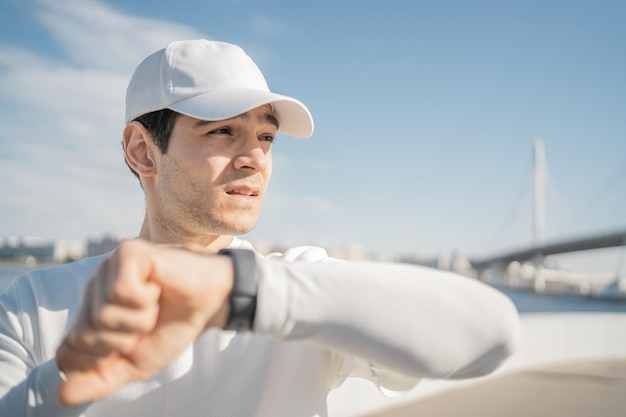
[138,213,234,253]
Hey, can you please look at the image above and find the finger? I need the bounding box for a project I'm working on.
[73,261,159,356]
[66,327,140,356]
[126,319,202,374]
[56,340,127,405]
[66,302,158,359]
[57,352,145,406]
[94,301,160,333]
[58,371,106,406]
[105,240,162,308]
[85,246,161,331]
[56,339,118,373]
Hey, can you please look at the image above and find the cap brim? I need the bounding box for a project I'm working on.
[168,88,314,138]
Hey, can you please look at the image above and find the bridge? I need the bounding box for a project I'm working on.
[463,138,625,296]
[471,229,626,273]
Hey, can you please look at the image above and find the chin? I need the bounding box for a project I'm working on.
[218,216,259,235]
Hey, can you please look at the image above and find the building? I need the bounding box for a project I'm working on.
[86,234,126,257]
[0,236,55,263]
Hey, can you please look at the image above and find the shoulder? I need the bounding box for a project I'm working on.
[265,246,334,263]
[233,238,335,263]
[1,254,109,312]
[19,254,107,287]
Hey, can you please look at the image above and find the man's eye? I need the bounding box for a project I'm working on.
[260,135,275,143]
[209,127,231,135]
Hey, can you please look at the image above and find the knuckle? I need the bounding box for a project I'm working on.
[67,328,92,350]
[109,281,132,304]
[116,239,136,254]
[117,334,139,355]
[89,305,104,329]
[92,307,112,329]
[116,238,147,257]
[139,307,159,332]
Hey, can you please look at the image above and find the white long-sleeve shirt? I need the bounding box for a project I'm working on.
[0,238,520,417]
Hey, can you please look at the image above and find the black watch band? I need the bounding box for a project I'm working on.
[218,248,258,331]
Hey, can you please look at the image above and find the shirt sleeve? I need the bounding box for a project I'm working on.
[0,278,92,417]
[253,248,521,394]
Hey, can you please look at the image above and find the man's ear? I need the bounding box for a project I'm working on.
[123,122,158,177]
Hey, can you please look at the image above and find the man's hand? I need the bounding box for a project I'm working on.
[55,239,234,405]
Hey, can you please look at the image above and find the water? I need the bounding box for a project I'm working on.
[496,286,626,313]
[0,263,49,293]
[2,263,626,313]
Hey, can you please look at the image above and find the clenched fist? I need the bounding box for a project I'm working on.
[55,239,234,405]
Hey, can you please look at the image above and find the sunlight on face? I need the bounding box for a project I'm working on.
[150,105,277,241]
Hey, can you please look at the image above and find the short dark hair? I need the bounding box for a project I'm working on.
[125,109,181,180]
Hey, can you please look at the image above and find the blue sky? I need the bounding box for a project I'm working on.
[0,0,624,267]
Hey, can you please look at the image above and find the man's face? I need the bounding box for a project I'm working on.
[151,105,276,239]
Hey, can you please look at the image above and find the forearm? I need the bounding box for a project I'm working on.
[254,259,520,379]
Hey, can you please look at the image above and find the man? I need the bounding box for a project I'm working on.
[0,40,520,416]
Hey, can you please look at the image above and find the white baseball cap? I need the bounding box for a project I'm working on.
[125,39,314,138]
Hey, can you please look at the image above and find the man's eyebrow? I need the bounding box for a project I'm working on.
[263,112,280,129]
[192,111,280,129]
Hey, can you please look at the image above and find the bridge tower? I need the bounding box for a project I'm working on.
[533,137,545,248]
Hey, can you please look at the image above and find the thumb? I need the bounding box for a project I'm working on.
[57,358,137,406]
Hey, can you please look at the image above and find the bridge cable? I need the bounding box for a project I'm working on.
[487,150,534,251]
[564,158,626,233]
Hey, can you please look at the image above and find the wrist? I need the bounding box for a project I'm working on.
[217,249,258,331]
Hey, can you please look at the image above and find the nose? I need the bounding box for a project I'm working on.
[233,136,269,172]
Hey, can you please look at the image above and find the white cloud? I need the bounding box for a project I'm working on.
[0,0,207,239]
[0,46,48,68]
[35,0,204,72]
[0,0,329,243]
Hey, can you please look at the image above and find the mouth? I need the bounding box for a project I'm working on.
[226,186,260,197]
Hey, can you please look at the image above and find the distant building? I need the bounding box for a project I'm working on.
[86,234,126,257]
[0,234,129,264]
[53,239,85,263]
[0,236,55,262]
[397,250,475,277]
[397,251,439,269]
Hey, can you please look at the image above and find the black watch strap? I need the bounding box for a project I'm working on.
[218,248,258,331]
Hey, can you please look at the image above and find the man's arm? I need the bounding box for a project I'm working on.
[1,239,518,414]
[253,255,520,380]
[55,242,518,404]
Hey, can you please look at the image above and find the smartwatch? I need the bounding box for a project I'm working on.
[218,248,258,331]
